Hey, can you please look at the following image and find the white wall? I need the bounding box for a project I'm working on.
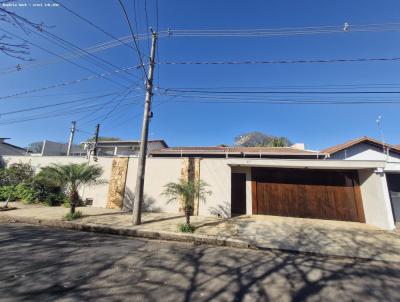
[1,156,232,217]
[358,169,395,230]
[2,156,112,208]
[199,159,231,217]
[124,157,184,213]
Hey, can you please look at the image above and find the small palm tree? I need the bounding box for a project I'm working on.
[37,163,103,214]
[162,179,211,225]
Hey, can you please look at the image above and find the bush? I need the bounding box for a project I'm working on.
[64,211,82,221]
[179,223,196,233]
[30,178,66,206]
[0,162,35,187]
[0,185,17,201]
[15,184,37,203]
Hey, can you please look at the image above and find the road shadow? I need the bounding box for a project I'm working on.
[1,223,400,301]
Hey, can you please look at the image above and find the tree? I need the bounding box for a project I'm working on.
[85,136,122,142]
[162,179,211,225]
[234,131,292,147]
[0,4,46,60]
[36,163,103,214]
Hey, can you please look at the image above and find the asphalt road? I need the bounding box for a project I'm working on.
[0,223,399,302]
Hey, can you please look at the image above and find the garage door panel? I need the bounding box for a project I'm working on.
[252,168,363,222]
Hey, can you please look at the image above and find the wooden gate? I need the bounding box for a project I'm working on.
[251,168,365,222]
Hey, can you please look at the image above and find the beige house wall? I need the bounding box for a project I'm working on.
[2,155,395,230]
[358,169,396,230]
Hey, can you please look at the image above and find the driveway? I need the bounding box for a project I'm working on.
[1,223,400,302]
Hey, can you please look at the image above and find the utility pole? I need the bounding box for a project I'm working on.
[66,121,76,156]
[93,123,100,156]
[132,31,157,225]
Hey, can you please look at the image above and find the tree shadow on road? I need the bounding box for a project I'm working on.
[0,223,399,302]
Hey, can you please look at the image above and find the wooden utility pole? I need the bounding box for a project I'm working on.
[132,31,157,225]
[66,121,76,156]
[93,123,100,156]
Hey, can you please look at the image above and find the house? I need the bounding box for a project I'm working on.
[322,136,400,225]
[82,139,168,157]
[30,140,86,156]
[149,145,325,159]
[0,138,26,155]
[2,138,397,230]
[147,143,395,230]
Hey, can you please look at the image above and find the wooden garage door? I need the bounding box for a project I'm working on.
[252,168,365,222]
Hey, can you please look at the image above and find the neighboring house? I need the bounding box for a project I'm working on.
[82,139,168,157]
[149,144,324,159]
[0,138,26,155]
[322,136,400,226]
[30,140,86,156]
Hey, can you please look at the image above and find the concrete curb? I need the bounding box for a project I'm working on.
[0,214,253,250]
[1,214,396,262]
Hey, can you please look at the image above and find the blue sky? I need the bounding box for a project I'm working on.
[1,0,400,149]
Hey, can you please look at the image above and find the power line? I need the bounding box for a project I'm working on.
[155,94,400,105]
[144,0,151,52]
[52,0,148,66]
[158,57,400,66]
[0,34,149,76]
[161,88,400,94]
[165,22,400,37]
[155,0,160,87]
[118,0,148,82]
[0,27,129,89]
[77,87,143,125]
[0,94,144,126]
[0,92,117,116]
[0,8,136,86]
[0,64,144,101]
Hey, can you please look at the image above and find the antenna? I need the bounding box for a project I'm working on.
[376,115,387,157]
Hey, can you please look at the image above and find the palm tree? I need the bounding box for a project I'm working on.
[37,163,103,214]
[162,179,211,225]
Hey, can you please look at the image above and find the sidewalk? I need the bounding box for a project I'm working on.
[1,202,400,262]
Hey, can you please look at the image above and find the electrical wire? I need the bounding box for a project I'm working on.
[0,8,137,86]
[0,64,144,101]
[144,0,151,53]
[157,91,400,104]
[158,57,400,66]
[118,0,148,82]
[52,0,148,58]
[0,92,118,116]
[0,34,150,76]
[161,88,400,94]
[0,28,129,89]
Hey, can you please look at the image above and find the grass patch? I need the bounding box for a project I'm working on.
[179,223,196,233]
[64,211,82,221]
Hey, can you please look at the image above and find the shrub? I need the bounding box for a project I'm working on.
[31,178,66,206]
[0,162,35,186]
[0,185,17,201]
[179,223,196,233]
[15,184,37,203]
[64,211,82,221]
